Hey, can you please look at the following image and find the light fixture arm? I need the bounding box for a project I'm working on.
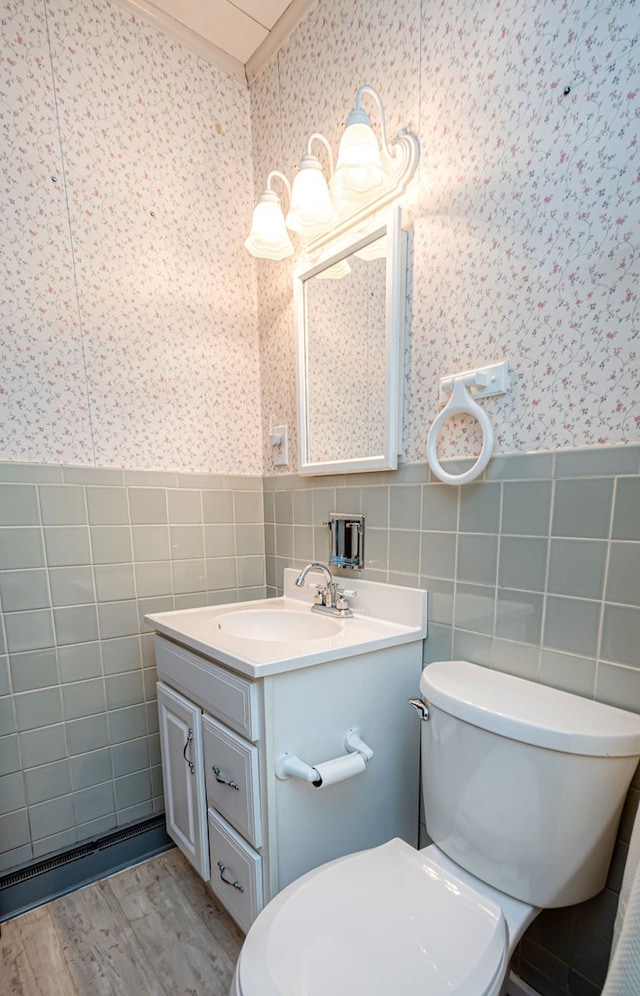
[351,84,392,159]
[304,82,420,255]
[305,133,335,175]
[265,170,292,202]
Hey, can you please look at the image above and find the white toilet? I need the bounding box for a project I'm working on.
[231,660,640,996]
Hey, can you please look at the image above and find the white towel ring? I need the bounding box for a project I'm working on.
[426,376,494,486]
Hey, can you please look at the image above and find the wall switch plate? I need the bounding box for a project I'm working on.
[272,424,288,466]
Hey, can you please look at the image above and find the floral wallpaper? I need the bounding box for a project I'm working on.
[252,0,640,472]
[3,0,638,477]
[1,0,262,474]
[1,1,93,464]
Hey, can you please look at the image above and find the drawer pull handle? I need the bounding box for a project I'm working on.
[212,765,240,791]
[183,729,195,774]
[217,861,244,892]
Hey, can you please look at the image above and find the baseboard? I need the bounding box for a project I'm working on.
[0,816,173,922]
[503,972,543,996]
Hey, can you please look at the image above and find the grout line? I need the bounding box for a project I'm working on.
[450,484,461,654]
[537,474,555,687]
[595,477,618,698]
[491,483,504,658]
[79,484,112,781]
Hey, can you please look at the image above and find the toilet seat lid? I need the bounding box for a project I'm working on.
[238,838,508,996]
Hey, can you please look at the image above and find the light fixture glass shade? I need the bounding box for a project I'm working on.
[330,122,389,210]
[244,191,294,260]
[285,157,336,238]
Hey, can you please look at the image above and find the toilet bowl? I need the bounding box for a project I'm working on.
[231,837,537,996]
[231,661,640,996]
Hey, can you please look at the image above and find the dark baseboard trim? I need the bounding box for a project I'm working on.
[0,816,174,922]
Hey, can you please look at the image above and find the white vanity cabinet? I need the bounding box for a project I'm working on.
[155,628,423,934]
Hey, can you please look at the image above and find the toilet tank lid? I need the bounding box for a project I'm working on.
[420,661,640,757]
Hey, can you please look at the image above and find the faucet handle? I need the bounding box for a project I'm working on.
[336,588,356,611]
[310,582,329,606]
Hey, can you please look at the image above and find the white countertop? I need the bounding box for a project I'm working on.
[145,569,428,678]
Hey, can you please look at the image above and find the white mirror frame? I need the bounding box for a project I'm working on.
[294,207,407,476]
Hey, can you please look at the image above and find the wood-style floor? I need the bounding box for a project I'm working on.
[1,848,244,996]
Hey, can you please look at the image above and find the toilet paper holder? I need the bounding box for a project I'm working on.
[276,729,374,788]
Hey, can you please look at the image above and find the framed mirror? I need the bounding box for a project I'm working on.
[294,207,407,476]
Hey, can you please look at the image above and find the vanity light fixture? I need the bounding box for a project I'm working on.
[243,171,294,260]
[285,133,336,239]
[245,84,419,260]
[330,85,390,211]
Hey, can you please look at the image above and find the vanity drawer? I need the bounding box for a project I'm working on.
[154,636,259,741]
[203,714,262,848]
[208,810,263,934]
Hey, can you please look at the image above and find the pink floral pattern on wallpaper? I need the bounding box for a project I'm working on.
[2,0,263,473]
[1,1,94,463]
[409,0,640,459]
[4,0,638,474]
[252,0,639,470]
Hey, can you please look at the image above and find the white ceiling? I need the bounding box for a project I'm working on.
[118,0,316,83]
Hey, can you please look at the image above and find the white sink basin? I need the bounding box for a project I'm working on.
[145,569,428,677]
[214,609,342,642]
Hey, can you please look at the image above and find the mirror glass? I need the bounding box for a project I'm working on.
[294,208,406,475]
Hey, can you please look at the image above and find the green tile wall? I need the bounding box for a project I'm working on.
[2,446,639,995]
[0,462,265,872]
[263,444,640,996]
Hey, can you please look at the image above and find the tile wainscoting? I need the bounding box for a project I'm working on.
[1,444,639,994]
[0,462,265,872]
[263,443,640,996]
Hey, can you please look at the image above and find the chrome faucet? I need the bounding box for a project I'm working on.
[296,561,333,590]
[295,562,354,618]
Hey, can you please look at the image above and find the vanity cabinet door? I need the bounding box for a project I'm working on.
[157,681,210,880]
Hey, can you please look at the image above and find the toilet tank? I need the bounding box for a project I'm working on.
[420,661,640,908]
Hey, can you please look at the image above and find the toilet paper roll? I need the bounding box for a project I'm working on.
[312,752,366,788]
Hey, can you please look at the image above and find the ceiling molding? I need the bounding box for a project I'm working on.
[111,0,247,82]
[245,0,318,85]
